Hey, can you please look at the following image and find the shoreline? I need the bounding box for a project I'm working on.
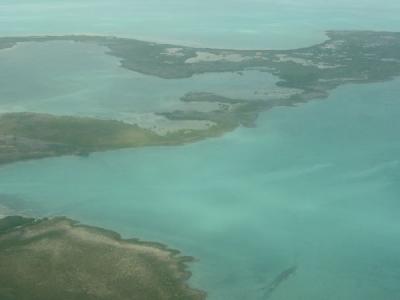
[1,30,400,166]
[1,29,398,52]
[0,215,206,300]
[0,31,330,51]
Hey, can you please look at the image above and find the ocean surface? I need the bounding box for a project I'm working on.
[1,1,400,299]
[2,0,400,49]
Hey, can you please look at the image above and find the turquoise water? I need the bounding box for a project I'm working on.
[2,0,400,49]
[1,79,399,299]
[0,41,278,119]
[1,1,400,299]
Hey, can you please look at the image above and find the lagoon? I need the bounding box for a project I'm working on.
[0,40,278,123]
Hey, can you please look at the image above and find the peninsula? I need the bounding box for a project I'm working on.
[0,216,205,300]
[1,30,400,165]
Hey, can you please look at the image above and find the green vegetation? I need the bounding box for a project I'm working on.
[1,31,400,165]
[0,216,205,300]
[0,112,235,165]
[0,216,35,234]
[0,112,161,149]
[3,31,398,112]
[0,112,158,165]
[2,31,400,84]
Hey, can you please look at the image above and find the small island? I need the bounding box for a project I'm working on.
[0,216,205,300]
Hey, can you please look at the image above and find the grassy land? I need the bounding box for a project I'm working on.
[1,31,400,165]
[0,112,238,165]
[2,31,400,84]
[0,113,161,150]
[0,216,205,300]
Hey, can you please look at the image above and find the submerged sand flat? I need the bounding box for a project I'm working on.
[0,216,205,300]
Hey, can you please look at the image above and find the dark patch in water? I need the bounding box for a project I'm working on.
[263,266,297,299]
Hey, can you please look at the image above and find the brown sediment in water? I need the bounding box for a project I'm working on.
[0,216,206,300]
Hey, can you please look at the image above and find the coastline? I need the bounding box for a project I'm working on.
[0,215,206,300]
[1,30,400,166]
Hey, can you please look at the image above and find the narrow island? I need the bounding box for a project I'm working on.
[1,30,400,165]
[0,215,205,300]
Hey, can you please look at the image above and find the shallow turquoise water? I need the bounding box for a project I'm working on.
[1,79,399,299]
[2,0,400,49]
[0,41,278,119]
[1,1,400,299]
